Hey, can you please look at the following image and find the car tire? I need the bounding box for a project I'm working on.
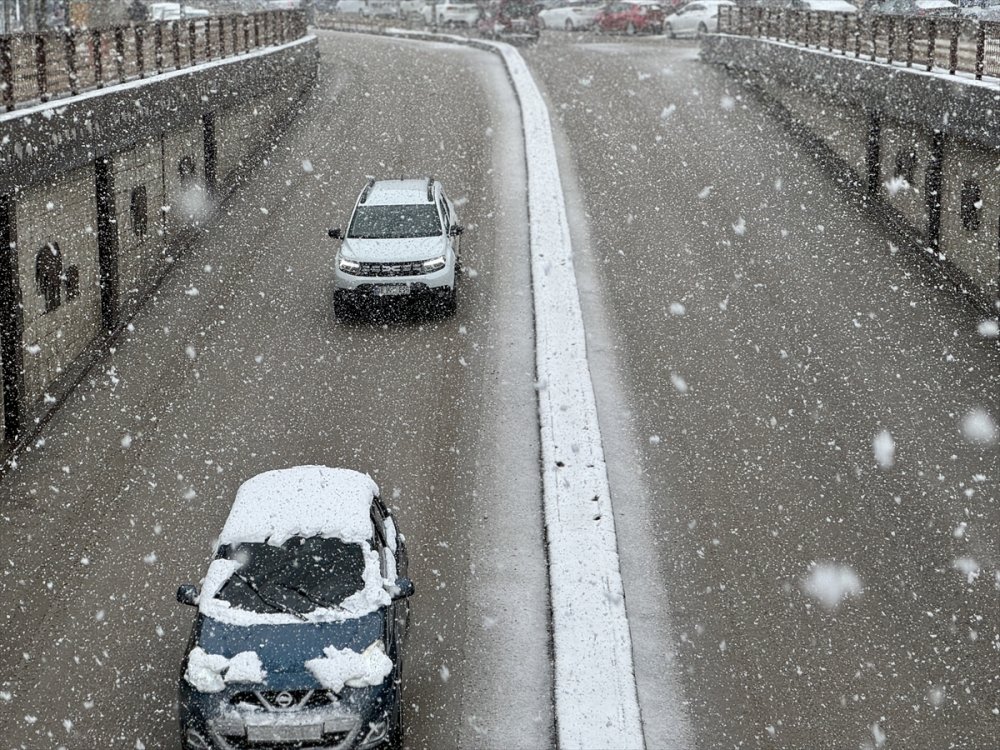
[697,21,708,37]
[665,22,675,38]
[333,294,356,322]
[626,21,636,35]
[438,288,457,317]
[565,19,574,31]
[386,690,404,750]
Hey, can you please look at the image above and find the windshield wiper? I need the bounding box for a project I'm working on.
[232,572,307,621]
[281,584,346,613]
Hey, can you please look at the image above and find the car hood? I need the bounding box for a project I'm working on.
[340,236,448,263]
[194,615,384,688]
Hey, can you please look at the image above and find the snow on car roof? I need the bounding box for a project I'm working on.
[216,466,379,550]
[365,179,435,206]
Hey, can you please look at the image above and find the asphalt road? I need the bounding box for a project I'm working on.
[526,33,1000,750]
[2,27,999,750]
[0,33,552,750]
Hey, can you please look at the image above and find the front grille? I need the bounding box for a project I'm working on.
[224,732,351,749]
[356,261,429,277]
[230,690,335,711]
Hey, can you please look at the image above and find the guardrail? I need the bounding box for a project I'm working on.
[0,10,307,113]
[718,8,1000,81]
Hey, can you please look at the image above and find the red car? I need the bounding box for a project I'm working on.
[478,0,541,38]
[595,0,666,33]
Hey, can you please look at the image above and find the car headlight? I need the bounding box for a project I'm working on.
[422,256,447,272]
[339,258,361,274]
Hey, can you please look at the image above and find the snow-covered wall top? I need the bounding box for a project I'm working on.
[701,34,1000,151]
[0,36,318,194]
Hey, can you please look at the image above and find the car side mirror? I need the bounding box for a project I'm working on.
[328,228,343,239]
[390,577,415,600]
[449,225,464,237]
[177,584,200,606]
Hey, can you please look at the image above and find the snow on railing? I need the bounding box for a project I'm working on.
[0,10,307,113]
[717,6,1000,81]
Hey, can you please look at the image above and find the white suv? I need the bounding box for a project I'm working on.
[329,178,463,318]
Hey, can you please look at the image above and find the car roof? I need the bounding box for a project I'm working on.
[217,466,379,549]
[362,178,436,206]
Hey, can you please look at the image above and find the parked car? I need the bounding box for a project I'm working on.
[537,0,604,29]
[149,2,210,20]
[755,0,858,9]
[362,0,403,16]
[176,466,414,750]
[335,0,367,11]
[665,0,734,36]
[595,0,667,32]
[421,0,482,25]
[871,0,960,15]
[478,0,542,36]
[329,178,463,318]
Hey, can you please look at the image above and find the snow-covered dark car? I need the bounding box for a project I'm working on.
[176,466,413,750]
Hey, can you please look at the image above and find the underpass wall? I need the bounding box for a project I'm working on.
[702,34,1000,310]
[0,36,319,452]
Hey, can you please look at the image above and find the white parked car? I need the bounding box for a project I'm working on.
[538,1,604,30]
[361,0,402,17]
[421,0,481,26]
[399,0,427,17]
[334,0,367,12]
[149,2,210,20]
[789,0,857,11]
[664,0,735,36]
[329,178,464,318]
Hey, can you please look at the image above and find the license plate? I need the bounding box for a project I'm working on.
[246,724,323,742]
[374,285,409,297]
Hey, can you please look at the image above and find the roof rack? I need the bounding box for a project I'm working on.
[426,176,435,202]
[359,178,376,204]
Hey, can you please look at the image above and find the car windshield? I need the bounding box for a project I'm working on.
[347,204,442,239]
[216,536,367,615]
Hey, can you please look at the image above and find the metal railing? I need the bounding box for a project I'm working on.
[0,10,307,113]
[718,8,1000,81]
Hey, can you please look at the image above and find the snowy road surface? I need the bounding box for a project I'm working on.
[0,28,998,750]
[527,34,1000,750]
[0,33,551,750]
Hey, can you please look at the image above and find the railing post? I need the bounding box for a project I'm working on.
[114,26,125,83]
[254,13,261,47]
[172,20,181,69]
[91,28,104,88]
[926,19,935,71]
[154,21,163,74]
[887,16,895,65]
[231,15,238,54]
[949,19,958,74]
[135,25,145,78]
[243,16,250,51]
[905,17,913,67]
[975,21,985,80]
[854,15,861,58]
[205,18,213,60]
[34,34,48,102]
[218,15,226,57]
[870,16,878,61]
[188,20,197,66]
[827,12,834,51]
[64,29,78,95]
[0,37,12,111]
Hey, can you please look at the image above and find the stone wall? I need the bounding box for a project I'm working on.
[702,34,1000,309]
[0,35,318,448]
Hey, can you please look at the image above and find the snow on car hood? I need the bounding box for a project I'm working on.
[340,236,448,264]
[305,641,394,694]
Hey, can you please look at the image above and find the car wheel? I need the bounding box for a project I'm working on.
[665,22,675,38]
[333,295,356,322]
[386,690,404,750]
[565,18,574,31]
[438,288,457,317]
[697,21,708,37]
[626,21,636,35]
